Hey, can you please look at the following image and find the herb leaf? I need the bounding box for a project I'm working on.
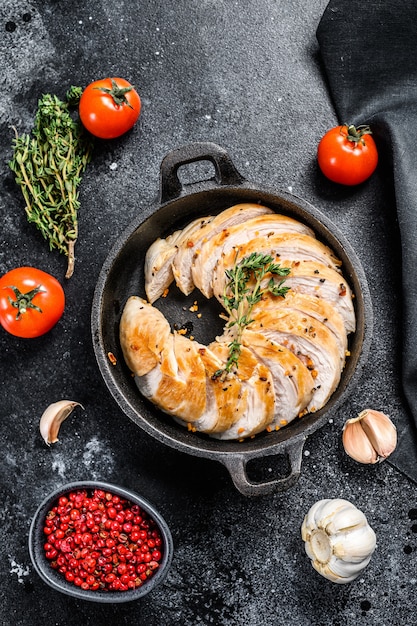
[8,87,94,278]
[213,252,290,379]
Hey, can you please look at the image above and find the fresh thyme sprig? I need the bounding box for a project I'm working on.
[213,252,291,379]
[8,86,94,278]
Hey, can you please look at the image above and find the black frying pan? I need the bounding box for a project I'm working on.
[91,142,373,496]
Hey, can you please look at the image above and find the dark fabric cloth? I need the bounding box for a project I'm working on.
[317,1,417,479]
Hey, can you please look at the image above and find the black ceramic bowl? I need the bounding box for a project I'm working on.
[28,481,173,603]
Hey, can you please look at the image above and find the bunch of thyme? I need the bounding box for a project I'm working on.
[213,252,291,380]
[8,86,94,278]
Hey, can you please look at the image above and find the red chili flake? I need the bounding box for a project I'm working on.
[42,489,164,593]
[186,241,194,248]
[107,352,117,366]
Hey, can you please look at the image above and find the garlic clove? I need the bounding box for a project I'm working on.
[332,525,377,561]
[359,409,397,460]
[342,418,378,464]
[342,409,397,464]
[326,553,373,581]
[326,501,369,535]
[39,400,84,446]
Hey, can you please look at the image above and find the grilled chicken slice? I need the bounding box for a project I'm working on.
[120,296,207,420]
[212,232,341,304]
[119,295,172,376]
[249,308,343,412]
[253,291,348,360]
[283,260,356,333]
[171,203,273,296]
[175,342,275,439]
[191,213,315,298]
[120,296,275,438]
[144,215,214,303]
[242,330,315,428]
[174,345,247,435]
[137,333,208,420]
[204,342,275,440]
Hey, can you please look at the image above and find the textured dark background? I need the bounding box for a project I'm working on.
[1,1,416,625]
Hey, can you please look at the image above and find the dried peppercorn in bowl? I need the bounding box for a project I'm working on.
[28,481,173,602]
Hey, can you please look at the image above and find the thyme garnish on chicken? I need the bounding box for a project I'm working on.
[213,252,291,379]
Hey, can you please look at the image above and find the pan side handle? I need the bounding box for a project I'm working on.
[159,141,245,204]
[221,439,306,497]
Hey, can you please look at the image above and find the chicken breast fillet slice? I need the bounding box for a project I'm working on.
[242,330,315,428]
[144,215,214,303]
[191,213,315,298]
[283,260,356,333]
[119,295,173,376]
[252,291,348,361]
[175,342,275,438]
[119,295,274,438]
[212,232,342,302]
[248,308,343,413]
[214,257,354,333]
[119,296,207,420]
[205,342,276,440]
[175,345,246,434]
[171,203,274,296]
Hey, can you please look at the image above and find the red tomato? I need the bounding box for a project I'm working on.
[0,267,65,338]
[317,124,378,185]
[79,77,141,139]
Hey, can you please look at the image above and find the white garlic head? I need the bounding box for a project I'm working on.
[301,498,376,584]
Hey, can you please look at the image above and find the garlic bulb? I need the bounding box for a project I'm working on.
[301,498,376,584]
[39,400,83,446]
[342,409,397,464]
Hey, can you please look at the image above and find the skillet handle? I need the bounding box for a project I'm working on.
[221,439,306,497]
[159,141,245,203]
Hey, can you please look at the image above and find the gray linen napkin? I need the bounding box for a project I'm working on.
[317,0,417,480]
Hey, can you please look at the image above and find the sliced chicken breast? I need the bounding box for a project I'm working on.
[242,330,315,428]
[177,345,246,434]
[172,203,274,296]
[119,296,274,438]
[191,213,315,298]
[120,296,207,420]
[136,333,207,420]
[206,342,275,440]
[144,215,214,303]
[119,296,172,376]
[249,308,343,412]
[253,291,348,360]
[125,206,356,441]
[283,260,356,333]
[176,342,275,438]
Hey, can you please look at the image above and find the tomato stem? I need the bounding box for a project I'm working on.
[343,124,373,146]
[94,79,135,108]
[6,284,44,319]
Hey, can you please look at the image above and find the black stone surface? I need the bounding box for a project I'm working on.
[1,1,416,625]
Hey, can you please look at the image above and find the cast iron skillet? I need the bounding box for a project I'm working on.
[91,142,373,497]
